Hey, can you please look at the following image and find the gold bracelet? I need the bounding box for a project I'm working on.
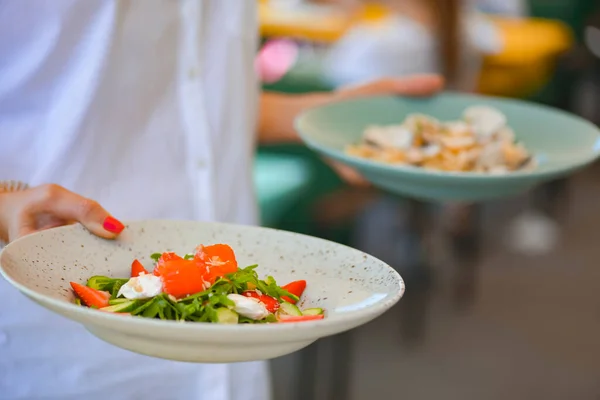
[0,180,29,193]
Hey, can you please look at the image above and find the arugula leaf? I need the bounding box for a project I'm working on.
[256,280,271,296]
[180,303,200,320]
[224,265,259,293]
[97,263,302,323]
[142,301,161,318]
[152,295,184,321]
[164,306,173,320]
[131,298,156,316]
[206,293,235,310]
[203,305,218,323]
[110,281,125,299]
[274,287,299,303]
[218,294,235,308]
[157,303,166,320]
[183,253,195,260]
[209,294,221,307]
[251,275,298,302]
[264,314,278,323]
[179,288,211,302]
[150,253,162,262]
[238,314,277,324]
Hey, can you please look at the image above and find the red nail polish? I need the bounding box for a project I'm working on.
[103,216,124,234]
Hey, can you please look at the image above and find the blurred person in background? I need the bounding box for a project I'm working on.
[323,0,507,91]
[0,1,442,399]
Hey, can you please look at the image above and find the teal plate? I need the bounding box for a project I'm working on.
[295,92,600,202]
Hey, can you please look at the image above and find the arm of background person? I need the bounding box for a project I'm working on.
[257,74,444,144]
[257,75,444,186]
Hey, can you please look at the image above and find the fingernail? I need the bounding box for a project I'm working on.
[103,216,125,234]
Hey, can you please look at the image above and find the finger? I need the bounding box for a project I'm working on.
[33,184,125,239]
[388,74,445,96]
[340,74,445,98]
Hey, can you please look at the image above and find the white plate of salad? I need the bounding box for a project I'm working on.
[0,220,404,363]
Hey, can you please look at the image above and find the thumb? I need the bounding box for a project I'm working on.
[32,185,124,239]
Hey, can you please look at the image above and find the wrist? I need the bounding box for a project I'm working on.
[298,91,333,110]
[259,91,333,144]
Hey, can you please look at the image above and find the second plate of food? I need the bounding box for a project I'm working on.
[296,92,600,202]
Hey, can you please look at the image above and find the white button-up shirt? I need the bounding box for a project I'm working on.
[0,1,269,399]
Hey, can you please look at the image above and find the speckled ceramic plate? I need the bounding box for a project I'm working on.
[0,220,404,363]
[296,93,600,202]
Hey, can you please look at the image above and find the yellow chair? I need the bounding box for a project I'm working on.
[478,18,572,98]
[258,2,574,98]
[259,1,353,43]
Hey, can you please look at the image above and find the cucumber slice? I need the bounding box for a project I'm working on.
[140,296,171,319]
[216,308,239,324]
[110,281,125,299]
[279,302,302,316]
[86,275,109,290]
[131,297,156,315]
[100,300,139,313]
[302,308,324,316]
[108,298,130,306]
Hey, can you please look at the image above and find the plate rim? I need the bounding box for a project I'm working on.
[295,92,600,181]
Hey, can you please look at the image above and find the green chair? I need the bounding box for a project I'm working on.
[255,151,315,228]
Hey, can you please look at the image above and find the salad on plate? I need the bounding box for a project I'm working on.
[70,244,324,324]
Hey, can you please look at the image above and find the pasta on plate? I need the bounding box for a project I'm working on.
[346,106,535,174]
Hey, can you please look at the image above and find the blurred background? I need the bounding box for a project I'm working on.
[253,1,600,399]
